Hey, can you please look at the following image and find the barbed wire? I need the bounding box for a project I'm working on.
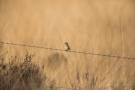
[0,41,134,90]
[0,41,135,60]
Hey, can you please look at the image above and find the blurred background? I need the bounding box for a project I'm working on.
[0,0,135,89]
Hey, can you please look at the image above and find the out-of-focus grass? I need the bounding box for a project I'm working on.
[0,51,98,90]
[0,52,48,90]
[1,0,135,89]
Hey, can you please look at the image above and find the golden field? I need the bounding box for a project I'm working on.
[0,0,135,90]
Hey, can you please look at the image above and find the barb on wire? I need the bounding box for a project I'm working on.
[0,41,135,60]
[0,42,4,48]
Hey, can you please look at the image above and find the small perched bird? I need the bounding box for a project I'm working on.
[64,42,70,51]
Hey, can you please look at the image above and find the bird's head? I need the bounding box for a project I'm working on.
[64,42,68,44]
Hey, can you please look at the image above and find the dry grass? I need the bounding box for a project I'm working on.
[1,0,135,90]
[0,51,98,90]
[0,52,47,90]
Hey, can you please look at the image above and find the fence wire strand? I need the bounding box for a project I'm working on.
[0,41,135,60]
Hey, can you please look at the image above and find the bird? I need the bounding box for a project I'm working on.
[64,42,70,51]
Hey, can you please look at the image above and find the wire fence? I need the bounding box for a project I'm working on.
[0,41,135,90]
[0,41,135,60]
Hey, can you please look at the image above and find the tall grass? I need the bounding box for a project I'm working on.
[0,52,48,90]
[0,51,99,90]
[1,0,135,89]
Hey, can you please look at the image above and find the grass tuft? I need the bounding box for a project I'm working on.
[0,52,47,90]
